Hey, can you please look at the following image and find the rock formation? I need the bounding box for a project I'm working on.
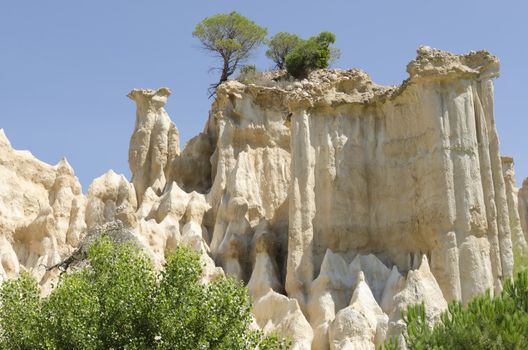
[329,272,388,350]
[128,87,180,204]
[85,170,137,230]
[518,178,528,242]
[501,156,527,254]
[0,46,519,349]
[386,255,447,342]
[0,129,85,293]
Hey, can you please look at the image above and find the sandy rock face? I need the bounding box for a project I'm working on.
[329,272,388,350]
[386,255,447,340]
[0,129,85,288]
[501,156,527,253]
[518,178,528,242]
[0,46,518,349]
[253,289,314,350]
[282,47,512,309]
[202,47,511,348]
[85,170,137,229]
[128,87,180,204]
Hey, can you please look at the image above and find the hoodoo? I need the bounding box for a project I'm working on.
[0,47,524,349]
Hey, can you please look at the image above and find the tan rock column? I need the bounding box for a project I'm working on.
[519,179,528,240]
[501,156,527,254]
[472,83,503,294]
[479,79,514,280]
[127,87,180,205]
[286,105,316,310]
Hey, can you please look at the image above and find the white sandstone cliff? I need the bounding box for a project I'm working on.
[0,129,85,293]
[0,46,518,349]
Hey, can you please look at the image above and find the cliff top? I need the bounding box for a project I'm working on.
[224,46,500,109]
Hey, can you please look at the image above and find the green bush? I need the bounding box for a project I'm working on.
[265,32,303,69]
[513,246,528,276]
[385,270,528,349]
[285,31,337,79]
[0,238,289,350]
[240,64,257,76]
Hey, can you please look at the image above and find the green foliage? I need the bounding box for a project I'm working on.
[265,32,303,69]
[285,31,337,79]
[0,238,288,350]
[258,332,293,350]
[193,12,267,95]
[385,270,528,349]
[513,245,528,276]
[240,64,257,76]
[42,272,101,349]
[0,272,43,349]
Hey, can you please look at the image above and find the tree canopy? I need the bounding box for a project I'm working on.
[193,12,267,96]
[0,238,289,350]
[265,32,303,70]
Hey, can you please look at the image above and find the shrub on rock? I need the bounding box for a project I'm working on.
[385,270,528,349]
[285,32,337,79]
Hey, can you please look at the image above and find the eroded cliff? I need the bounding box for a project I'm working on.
[0,46,523,349]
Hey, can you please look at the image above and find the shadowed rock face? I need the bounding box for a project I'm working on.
[0,46,521,349]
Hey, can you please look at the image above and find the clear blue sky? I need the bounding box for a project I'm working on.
[1,1,526,190]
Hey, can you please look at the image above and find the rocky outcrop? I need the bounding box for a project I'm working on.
[329,272,388,350]
[386,255,447,341]
[128,87,180,204]
[0,129,85,292]
[0,46,516,349]
[253,289,314,350]
[85,170,137,230]
[519,178,528,242]
[168,132,213,194]
[501,156,526,253]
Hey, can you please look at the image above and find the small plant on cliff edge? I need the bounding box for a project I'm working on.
[285,31,338,79]
[384,270,528,349]
[237,64,258,83]
[0,238,289,350]
[193,12,267,97]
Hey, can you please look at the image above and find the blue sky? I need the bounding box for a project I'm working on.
[1,1,526,189]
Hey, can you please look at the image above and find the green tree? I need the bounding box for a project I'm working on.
[193,12,267,96]
[0,238,288,350]
[385,270,528,349]
[285,31,337,79]
[0,272,43,350]
[265,32,303,69]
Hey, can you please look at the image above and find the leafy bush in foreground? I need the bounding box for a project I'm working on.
[0,238,289,350]
[385,270,528,349]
